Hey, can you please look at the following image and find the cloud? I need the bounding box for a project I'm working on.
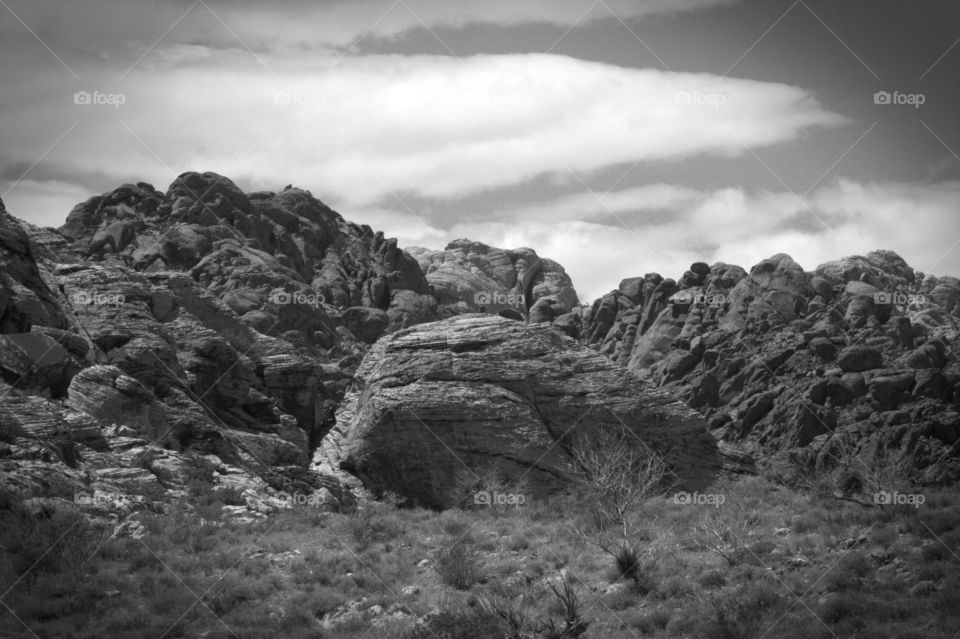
[373,179,960,302]
[0,0,735,62]
[0,52,845,212]
[218,0,737,50]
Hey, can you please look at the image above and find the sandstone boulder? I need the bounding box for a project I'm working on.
[316,315,720,508]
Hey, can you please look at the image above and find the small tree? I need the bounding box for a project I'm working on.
[569,427,670,584]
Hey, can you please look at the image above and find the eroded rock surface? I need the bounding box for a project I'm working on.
[408,239,579,320]
[0,176,583,522]
[577,250,960,484]
[315,315,720,508]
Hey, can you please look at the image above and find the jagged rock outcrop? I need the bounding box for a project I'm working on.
[314,315,720,508]
[1,175,588,522]
[5,165,956,527]
[0,199,68,332]
[0,179,427,523]
[407,239,579,320]
[58,173,440,346]
[580,250,960,485]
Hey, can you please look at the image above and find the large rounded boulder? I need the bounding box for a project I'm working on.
[314,315,720,508]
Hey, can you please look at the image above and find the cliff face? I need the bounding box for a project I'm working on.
[0,172,605,526]
[2,169,958,528]
[575,251,960,485]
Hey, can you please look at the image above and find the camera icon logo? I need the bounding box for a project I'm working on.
[474,291,491,305]
[473,491,491,505]
[73,91,92,105]
[269,290,292,305]
[673,491,691,505]
[873,91,891,105]
[673,291,691,305]
[69,290,92,305]
[873,291,892,305]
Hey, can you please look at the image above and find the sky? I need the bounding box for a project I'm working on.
[1,0,958,301]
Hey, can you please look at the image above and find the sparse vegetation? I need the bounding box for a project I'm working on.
[568,428,670,589]
[436,536,485,590]
[1,467,958,638]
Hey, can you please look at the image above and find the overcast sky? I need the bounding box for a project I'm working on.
[1,0,958,301]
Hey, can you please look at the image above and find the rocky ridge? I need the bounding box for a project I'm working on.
[2,168,958,532]
[572,251,960,485]
[0,172,587,529]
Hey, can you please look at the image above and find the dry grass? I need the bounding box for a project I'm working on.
[1,476,958,638]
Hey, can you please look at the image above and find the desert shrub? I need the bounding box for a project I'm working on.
[789,513,819,533]
[819,592,869,624]
[824,551,871,592]
[280,595,322,635]
[456,462,530,516]
[698,583,784,639]
[601,586,637,610]
[916,560,950,582]
[196,485,246,508]
[347,500,404,548]
[302,586,349,618]
[919,540,954,563]
[692,511,756,566]
[436,538,485,590]
[698,569,727,588]
[0,418,25,443]
[206,572,259,615]
[614,544,642,584]
[629,608,672,633]
[183,454,217,495]
[480,570,589,639]
[868,523,899,546]
[127,545,162,571]
[933,576,960,621]
[402,608,507,639]
[0,503,106,578]
[128,480,168,504]
[748,539,777,558]
[657,574,694,599]
[505,533,530,551]
[438,509,473,537]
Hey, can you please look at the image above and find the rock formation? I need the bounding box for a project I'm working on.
[0,173,601,526]
[407,239,579,321]
[2,168,957,527]
[314,314,719,508]
[576,250,960,485]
